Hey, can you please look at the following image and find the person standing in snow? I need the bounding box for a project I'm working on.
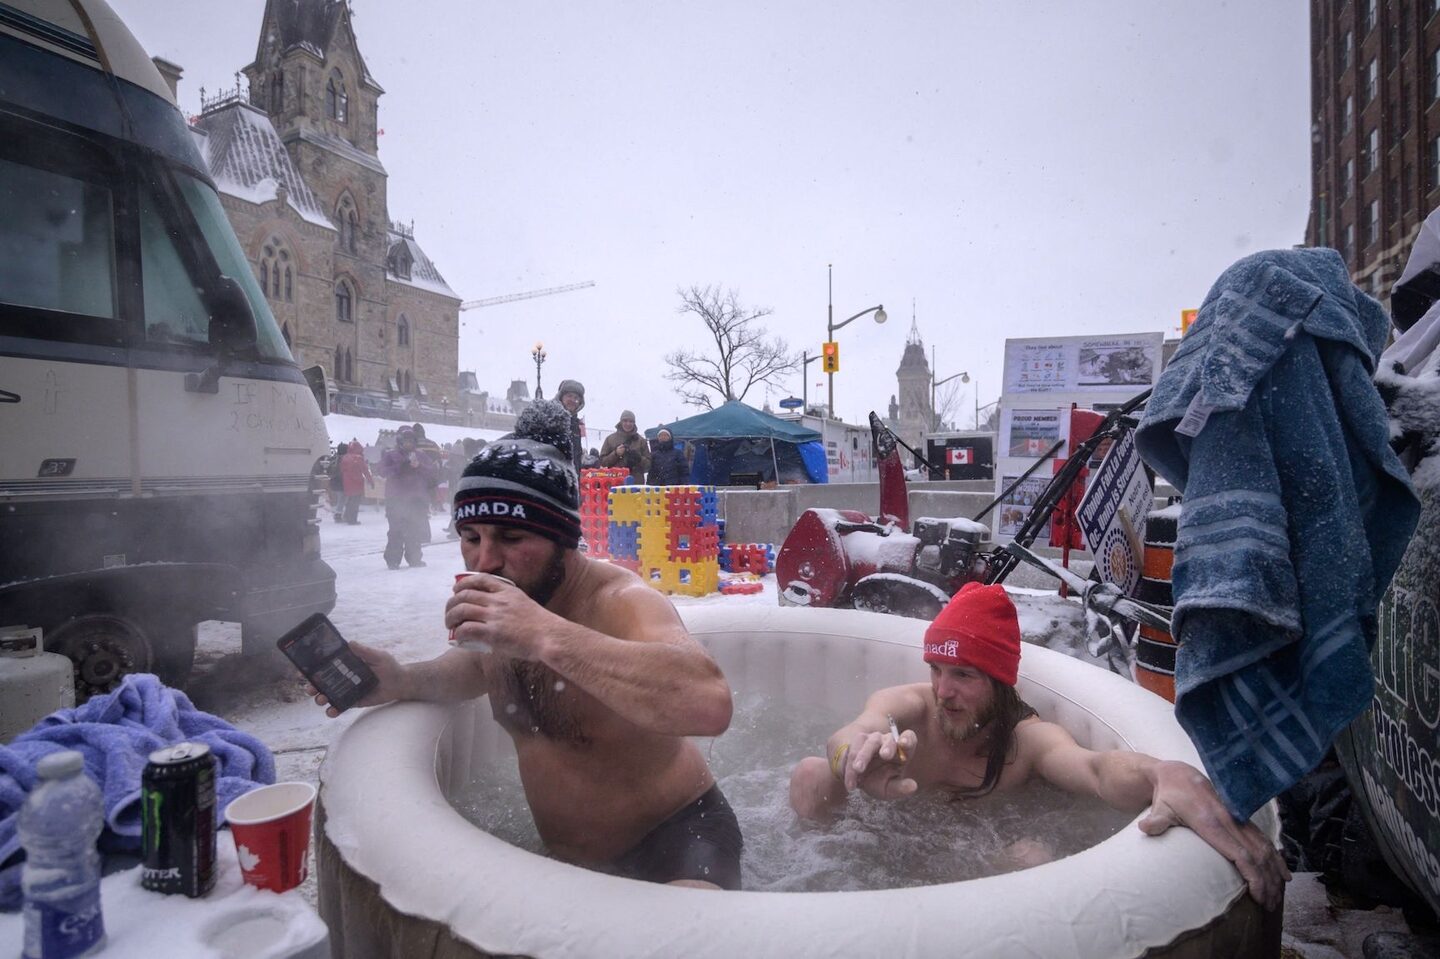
[788,583,1290,911]
[379,426,436,569]
[306,401,741,889]
[555,379,587,474]
[338,440,373,524]
[598,410,650,482]
[646,428,688,485]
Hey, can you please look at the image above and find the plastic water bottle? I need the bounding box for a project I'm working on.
[19,750,106,959]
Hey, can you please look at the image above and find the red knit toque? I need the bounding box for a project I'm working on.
[922,582,1022,686]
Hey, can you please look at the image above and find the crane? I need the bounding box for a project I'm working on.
[460,280,595,312]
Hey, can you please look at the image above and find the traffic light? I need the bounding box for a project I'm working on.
[821,340,840,373]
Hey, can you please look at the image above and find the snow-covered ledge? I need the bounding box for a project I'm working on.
[316,606,1280,959]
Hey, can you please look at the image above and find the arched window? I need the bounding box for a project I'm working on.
[403,370,412,394]
[270,71,284,114]
[335,279,353,323]
[397,314,410,346]
[283,266,293,302]
[326,72,348,123]
[335,195,358,254]
[396,368,404,394]
[260,237,292,301]
[344,349,353,383]
[334,345,344,382]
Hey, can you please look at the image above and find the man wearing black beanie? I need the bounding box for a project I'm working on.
[306,401,743,889]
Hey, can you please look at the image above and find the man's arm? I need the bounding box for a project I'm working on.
[448,577,732,737]
[1022,721,1290,910]
[825,687,925,797]
[307,642,487,718]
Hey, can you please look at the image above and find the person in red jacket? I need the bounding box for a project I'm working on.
[339,440,373,524]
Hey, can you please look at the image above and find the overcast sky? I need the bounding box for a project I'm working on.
[113,0,1311,433]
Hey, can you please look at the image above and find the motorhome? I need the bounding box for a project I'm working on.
[0,0,335,697]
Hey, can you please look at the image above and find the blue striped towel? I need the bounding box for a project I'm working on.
[1136,248,1420,820]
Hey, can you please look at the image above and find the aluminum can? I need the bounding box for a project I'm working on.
[140,741,216,897]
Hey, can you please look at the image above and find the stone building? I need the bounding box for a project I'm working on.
[189,0,461,419]
[1306,0,1440,302]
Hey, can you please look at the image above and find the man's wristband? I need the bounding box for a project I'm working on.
[828,742,851,780]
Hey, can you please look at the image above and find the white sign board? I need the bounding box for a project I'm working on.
[1075,429,1153,595]
[1003,334,1163,395]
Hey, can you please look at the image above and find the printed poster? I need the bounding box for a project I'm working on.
[1003,409,1064,458]
[1075,429,1154,595]
[995,474,1052,540]
[1007,342,1068,393]
[1076,336,1160,389]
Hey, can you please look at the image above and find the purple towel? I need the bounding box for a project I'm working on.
[0,673,275,908]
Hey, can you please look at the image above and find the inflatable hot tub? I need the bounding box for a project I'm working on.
[317,606,1281,958]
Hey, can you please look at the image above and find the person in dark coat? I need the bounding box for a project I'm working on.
[379,426,437,569]
[556,379,587,473]
[598,410,651,482]
[646,429,689,486]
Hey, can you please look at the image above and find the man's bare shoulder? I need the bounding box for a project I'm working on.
[1013,715,1081,756]
[866,683,932,715]
[568,557,686,639]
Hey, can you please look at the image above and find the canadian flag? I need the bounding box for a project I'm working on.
[946,447,973,465]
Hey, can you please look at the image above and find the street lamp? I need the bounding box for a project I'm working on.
[531,341,547,400]
[931,370,969,431]
[441,395,450,424]
[825,263,886,420]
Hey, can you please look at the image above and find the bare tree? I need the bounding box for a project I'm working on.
[930,379,967,432]
[663,285,798,409]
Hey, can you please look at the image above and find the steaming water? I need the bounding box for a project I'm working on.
[451,693,1133,891]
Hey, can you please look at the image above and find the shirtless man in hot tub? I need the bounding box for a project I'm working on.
[308,403,740,889]
[787,582,1290,910]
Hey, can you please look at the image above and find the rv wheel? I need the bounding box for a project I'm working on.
[46,614,152,701]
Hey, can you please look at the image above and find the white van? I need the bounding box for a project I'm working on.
[0,0,335,696]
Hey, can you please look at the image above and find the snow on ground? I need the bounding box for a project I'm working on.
[2,502,1416,957]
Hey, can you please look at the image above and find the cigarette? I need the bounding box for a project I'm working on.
[887,714,908,762]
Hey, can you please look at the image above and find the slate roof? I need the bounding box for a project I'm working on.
[387,231,458,300]
[192,100,333,229]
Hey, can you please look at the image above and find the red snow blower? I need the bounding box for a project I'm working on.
[774,391,1156,621]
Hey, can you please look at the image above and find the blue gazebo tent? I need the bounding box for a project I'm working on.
[645,401,828,485]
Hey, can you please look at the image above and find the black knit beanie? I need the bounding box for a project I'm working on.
[452,400,581,548]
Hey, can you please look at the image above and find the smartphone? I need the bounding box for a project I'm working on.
[276,613,378,713]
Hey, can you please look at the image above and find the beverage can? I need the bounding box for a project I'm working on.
[140,741,217,897]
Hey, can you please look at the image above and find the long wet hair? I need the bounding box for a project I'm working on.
[954,679,1037,798]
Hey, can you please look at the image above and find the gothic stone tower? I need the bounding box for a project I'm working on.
[230,0,459,411]
[895,318,934,459]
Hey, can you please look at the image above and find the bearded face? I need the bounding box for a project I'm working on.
[930,662,999,743]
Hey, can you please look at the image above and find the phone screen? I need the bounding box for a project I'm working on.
[277,614,377,712]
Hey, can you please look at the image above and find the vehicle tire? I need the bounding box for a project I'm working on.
[44,613,153,701]
[850,574,949,621]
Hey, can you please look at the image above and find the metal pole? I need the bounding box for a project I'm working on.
[826,264,834,419]
[802,350,808,414]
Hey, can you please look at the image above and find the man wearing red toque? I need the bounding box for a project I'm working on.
[787,582,1290,911]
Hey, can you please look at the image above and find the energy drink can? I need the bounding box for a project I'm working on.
[140,742,216,897]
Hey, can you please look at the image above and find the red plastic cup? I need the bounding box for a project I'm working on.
[225,782,317,893]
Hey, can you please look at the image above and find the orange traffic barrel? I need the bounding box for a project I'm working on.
[1134,509,1178,702]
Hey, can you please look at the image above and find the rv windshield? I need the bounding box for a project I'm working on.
[174,172,294,364]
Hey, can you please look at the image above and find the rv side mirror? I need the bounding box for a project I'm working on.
[210,274,257,354]
[303,366,329,415]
